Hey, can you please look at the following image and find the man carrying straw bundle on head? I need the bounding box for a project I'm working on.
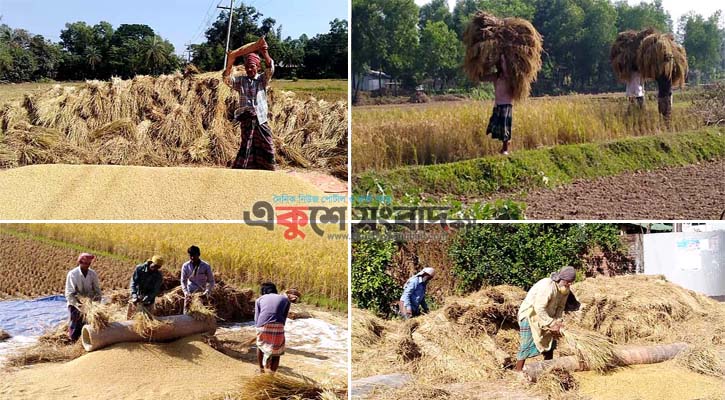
[463,11,543,155]
[223,36,277,171]
[255,282,291,374]
[65,253,102,341]
[626,70,644,110]
[398,267,435,319]
[515,266,575,372]
[126,255,164,319]
[180,245,215,314]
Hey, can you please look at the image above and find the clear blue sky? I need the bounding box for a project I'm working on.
[0,0,348,54]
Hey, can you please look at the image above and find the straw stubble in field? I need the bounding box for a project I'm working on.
[352,96,701,173]
[5,223,347,308]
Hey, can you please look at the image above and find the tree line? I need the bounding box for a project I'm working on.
[352,0,725,96]
[0,2,347,83]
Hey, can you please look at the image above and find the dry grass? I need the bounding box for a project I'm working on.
[78,297,111,331]
[351,96,701,172]
[5,323,85,367]
[560,328,619,373]
[131,303,170,339]
[239,373,326,400]
[352,308,386,347]
[187,294,218,323]
[0,329,10,341]
[533,368,579,399]
[676,345,724,377]
[4,223,347,309]
[0,72,347,178]
[567,275,725,345]
[463,11,543,101]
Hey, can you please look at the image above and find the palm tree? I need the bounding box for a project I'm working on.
[140,35,169,75]
[85,45,102,72]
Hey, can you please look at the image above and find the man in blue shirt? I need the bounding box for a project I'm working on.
[399,267,435,319]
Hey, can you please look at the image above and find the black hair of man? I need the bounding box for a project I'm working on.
[187,245,201,257]
[261,282,278,295]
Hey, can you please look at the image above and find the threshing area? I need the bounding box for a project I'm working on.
[352,275,725,400]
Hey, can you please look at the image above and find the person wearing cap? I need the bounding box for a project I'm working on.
[180,245,215,314]
[399,267,435,319]
[127,255,164,319]
[255,282,291,374]
[515,266,576,371]
[222,36,276,170]
[64,253,102,341]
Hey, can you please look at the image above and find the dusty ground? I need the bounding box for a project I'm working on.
[520,160,725,220]
[0,164,347,219]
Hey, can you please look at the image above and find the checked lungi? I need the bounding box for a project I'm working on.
[486,104,513,142]
[256,322,286,366]
[232,118,276,171]
[517,317,540,360]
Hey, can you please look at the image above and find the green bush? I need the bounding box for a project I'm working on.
[351,231,398,316]
[448,224,623,292]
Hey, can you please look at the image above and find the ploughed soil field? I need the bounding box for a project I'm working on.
[519,159,725,220]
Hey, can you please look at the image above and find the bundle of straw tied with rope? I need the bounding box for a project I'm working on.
[610,28,688,86]
[463,11,543,101]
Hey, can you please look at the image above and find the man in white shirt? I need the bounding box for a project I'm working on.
[626,71,644,109]
[64,253,102,341]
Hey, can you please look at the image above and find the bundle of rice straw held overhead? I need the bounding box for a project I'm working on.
[609,28,656,82]
[637,31,688,87]
[463,11,543,101]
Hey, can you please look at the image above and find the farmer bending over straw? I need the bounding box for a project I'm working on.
[127,255,164,319]
[398,267,435,319]
[223,36,276,170]
[515,266,575,371]
[482,54,513,155]
[180,245,215,314]
[255,282,291,374]
[65,253,102,341]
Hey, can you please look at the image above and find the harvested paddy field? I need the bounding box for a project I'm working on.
[352,275,725,400]
[518,160,725,220]
[0,164,340,220]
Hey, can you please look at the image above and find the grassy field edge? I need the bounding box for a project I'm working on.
[353,127,725,202]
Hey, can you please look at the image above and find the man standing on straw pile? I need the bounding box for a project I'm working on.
[255,282,291,374]
[223,36,277,170]
[126,255,164,319]
[180,245,215,314]
[398,267,435,319]
[65,253,102,341]
[515,266,575,371]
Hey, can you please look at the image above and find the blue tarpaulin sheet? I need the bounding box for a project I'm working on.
[0,295,67,336]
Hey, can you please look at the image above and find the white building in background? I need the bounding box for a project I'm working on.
[642,229,725,300]
[355,70,393,92]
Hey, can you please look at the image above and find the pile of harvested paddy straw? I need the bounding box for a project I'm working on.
[533,367,579,398]
[638,32,688,87]
[567,275,724,345]
[0,71,348,178]
[676,345,724,377]
[0,329,10,341]
[352,308,386,346]
[6,323,85,367]
[463,11,543,101]
[239,373,328,400]
[609,28,656,82]
[396,319,422,362]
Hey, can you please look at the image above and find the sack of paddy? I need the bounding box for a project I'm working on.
[463,11,543,101]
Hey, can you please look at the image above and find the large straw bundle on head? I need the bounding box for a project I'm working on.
[463,11,543,101]
[638,32,687,87]
[610,28,656,82]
